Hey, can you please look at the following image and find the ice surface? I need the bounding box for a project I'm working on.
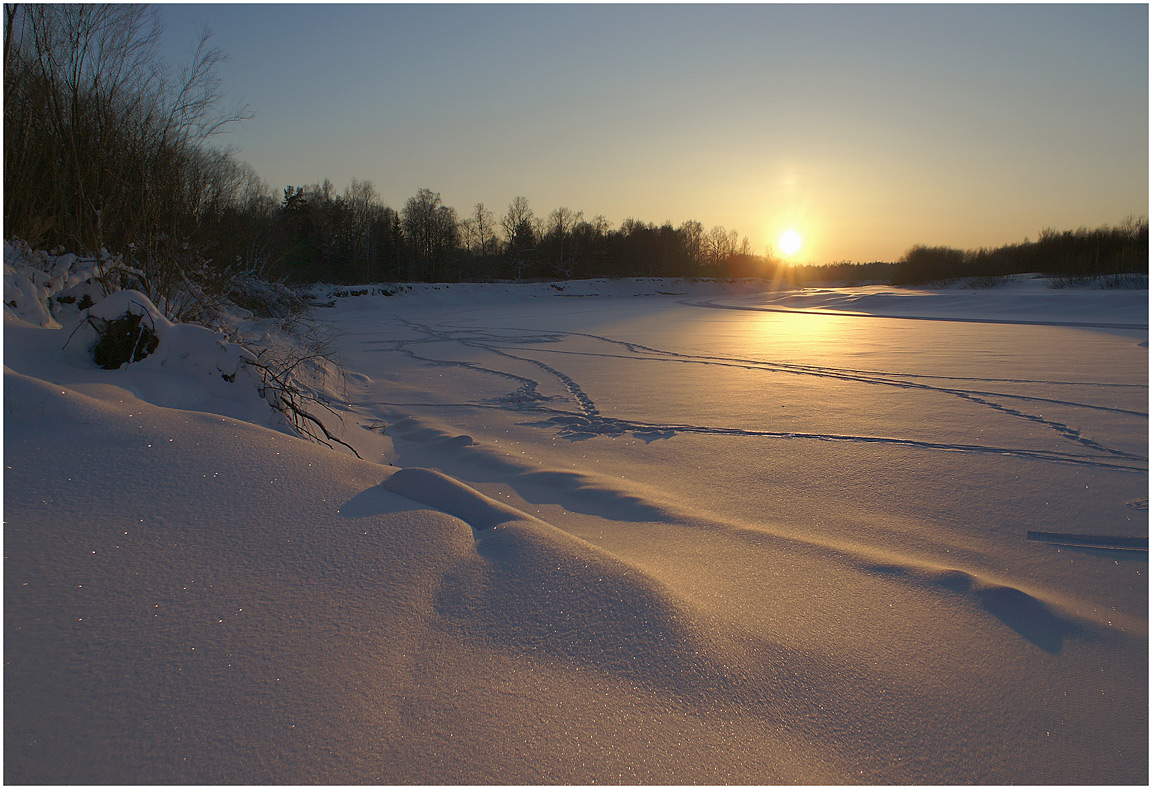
[5,272,1147,783]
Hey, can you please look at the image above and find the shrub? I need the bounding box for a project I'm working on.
[90,312,159,369]
[226,272,307,318]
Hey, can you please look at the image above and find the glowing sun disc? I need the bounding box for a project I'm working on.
[779,230,803,256]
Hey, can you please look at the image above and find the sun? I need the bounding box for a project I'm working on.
[778,229,803,257]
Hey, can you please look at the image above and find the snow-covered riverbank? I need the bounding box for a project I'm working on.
[5,260,1147,783]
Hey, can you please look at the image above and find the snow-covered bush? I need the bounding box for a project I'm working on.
[226,271,307,318]
[89,311,160,369]
[76,289,257,378]
[7,241,358,455]
[74,288,357,453]
[117,236,240,325]
[4,240,110,327]
[3,235,274,329]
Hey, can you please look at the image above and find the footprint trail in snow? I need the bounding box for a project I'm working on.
[345,312,1147,472]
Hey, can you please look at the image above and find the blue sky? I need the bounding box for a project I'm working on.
[157,3,1148,264]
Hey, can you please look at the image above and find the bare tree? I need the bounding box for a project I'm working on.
[500,196,533,244]
[462,202,497,257]
[402,188,459,281]
[703,225,737,268]
[4,3,252,316]
[678,220,704,272]
[587,213,614,274]
[500,196,537,279]
[343,179,383,279]
[545,206,583,278]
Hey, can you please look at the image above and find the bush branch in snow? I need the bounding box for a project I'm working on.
[243,325,360,458]
[39,276,359,457]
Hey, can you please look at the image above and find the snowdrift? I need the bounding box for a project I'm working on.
[5,257,1148,784]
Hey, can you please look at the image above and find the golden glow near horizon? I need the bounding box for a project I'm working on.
[778,230,803,258]
[153,4,1148,265]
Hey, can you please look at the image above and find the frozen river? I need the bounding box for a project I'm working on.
[334,287,1146,584]
[325,282,1148,783]
[6,274,1147,783]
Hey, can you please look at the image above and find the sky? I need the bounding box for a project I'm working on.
[156,2,1148,265]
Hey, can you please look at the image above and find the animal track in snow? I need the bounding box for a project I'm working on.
[351,317,1147,471]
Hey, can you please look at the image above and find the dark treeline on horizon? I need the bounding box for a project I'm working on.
[239,181,772,284]
[1,6,768,287]
[889,221,1149,287]
[794,221,1150,288]
[4,5,1147,297]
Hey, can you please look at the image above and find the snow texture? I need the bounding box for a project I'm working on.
[4,261,1148,784]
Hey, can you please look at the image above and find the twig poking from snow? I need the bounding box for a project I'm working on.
[246,354,361,459]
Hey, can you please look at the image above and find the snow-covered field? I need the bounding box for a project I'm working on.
[5,258,1148,784]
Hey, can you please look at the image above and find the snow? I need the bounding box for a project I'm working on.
[698,276,1150,330]
[5,256,1148,783]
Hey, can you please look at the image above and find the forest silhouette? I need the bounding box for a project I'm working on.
[5,5,1146,300]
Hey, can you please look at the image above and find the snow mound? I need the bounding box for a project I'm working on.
[384,466,536,530]
[85,289,256,379]
[4,240,106,328]
[55,288,283,426]
[4,258,316,440]
[383,414,678,521]
[855,558,1105,654]
[383,467,718,686]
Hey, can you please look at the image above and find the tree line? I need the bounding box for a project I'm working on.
[4,3,263,311]
[3,5,769,289]
[890,219,1148,287]
[5,5,1146,299]
[787,220,1150,288]
[251,182,771,283]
